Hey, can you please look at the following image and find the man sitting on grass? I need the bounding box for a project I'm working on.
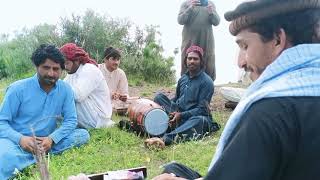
[145,45,219,148]
[98,47,129,112]
[0,44,89,180]
[153,0,320,179]
[60,43,114,129]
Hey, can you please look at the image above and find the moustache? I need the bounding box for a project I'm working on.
[244,66,253,73]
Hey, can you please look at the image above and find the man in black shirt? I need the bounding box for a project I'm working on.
[152,0,320,179]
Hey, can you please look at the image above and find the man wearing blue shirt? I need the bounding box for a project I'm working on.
[0,44,90,180]
[145,45,219,148]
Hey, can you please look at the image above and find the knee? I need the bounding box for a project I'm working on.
[75,129,90,146]
[154,93,166,103]
[80,129,90,144]
[163,162,181,173]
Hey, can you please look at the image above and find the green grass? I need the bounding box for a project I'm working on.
[0,77,231,180]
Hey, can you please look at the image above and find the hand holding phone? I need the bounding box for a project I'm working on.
[189,0,201,7]
[200,0,208,6]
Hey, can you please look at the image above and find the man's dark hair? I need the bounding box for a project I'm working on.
[31,44,65,69]
[104,47,121,60]
[248,9,320,45]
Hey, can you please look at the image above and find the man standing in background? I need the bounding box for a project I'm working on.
[178,0,220,81]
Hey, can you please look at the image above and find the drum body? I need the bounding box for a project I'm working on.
[128,98,169,136]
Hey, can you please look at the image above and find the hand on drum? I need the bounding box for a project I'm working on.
[169,112,181,127]
[112,92,128,102]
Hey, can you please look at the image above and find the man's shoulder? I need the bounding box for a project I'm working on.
[246,96,320,121]
[116,68,127,75]
[81,63,104,76]
[8,76,34,90]
[198,71,214,86]
[56,79,73,92]
[252,96,320,108]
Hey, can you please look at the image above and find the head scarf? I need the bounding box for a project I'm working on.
[186,45,204,57]
[60,43,98,66]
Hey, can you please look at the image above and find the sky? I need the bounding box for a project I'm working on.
[0,0,244,84]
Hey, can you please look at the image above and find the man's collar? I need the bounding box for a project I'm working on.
[186,70,203,79]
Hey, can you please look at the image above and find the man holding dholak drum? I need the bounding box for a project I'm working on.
[145,45,220,148]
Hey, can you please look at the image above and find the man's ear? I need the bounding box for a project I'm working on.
[273,28,289,57]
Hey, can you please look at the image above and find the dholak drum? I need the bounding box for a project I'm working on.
[128,98,169,136]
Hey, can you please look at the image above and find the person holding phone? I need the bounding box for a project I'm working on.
[178,0,220,81]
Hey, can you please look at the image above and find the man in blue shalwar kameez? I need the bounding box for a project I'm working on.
[0,44,90,180]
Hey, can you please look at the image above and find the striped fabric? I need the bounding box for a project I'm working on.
[209,44,320,170]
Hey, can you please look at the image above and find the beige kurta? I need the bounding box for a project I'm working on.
[178,1,220,80]
[98,64,129,96]
[98,64,129,111]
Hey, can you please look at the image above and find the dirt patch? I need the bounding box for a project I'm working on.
[128,83,240,114]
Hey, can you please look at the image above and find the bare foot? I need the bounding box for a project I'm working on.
[144,137,165,149]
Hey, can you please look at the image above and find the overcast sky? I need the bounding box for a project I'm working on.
[0,0,243,84]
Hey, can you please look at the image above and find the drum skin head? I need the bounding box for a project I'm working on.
[144,109,169,136]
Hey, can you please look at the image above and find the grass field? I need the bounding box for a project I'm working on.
[0,78,233,180]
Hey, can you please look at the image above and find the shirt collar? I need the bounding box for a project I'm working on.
[186,70,203,79]
[33,73,58,94]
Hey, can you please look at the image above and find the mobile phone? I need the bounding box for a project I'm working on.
[200,0,208,6]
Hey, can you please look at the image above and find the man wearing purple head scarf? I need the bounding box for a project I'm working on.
[145,45,219,148]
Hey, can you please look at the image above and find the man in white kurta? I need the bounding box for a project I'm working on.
[60,43,113,128]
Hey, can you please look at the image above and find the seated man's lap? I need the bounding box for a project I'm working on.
[51,129,89,154]
[154,93,179,113]
[0,138,35,179]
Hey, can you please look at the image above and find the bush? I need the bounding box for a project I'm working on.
[0,10,175,84]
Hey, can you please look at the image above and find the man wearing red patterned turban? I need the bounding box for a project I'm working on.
[145,45,219,148]
[60,43,114,129]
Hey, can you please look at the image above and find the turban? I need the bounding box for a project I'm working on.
[225,0,320,35]
[186,45,204,57]
[60,43,98,66]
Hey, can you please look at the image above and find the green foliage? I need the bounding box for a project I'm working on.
[15,126,222,179]
[0,10,175,84]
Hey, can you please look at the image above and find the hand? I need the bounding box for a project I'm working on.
[152,173,185,180]
[119,94,128,102]
[207,3,216,14]
[112,92,120,100]
[19,136,36,153]
[169,112,182,127]
[188,0,201,8]
[36,137,53,153]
